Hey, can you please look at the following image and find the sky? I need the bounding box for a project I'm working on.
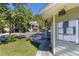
[7,3,46,16]
[27,3,46,15]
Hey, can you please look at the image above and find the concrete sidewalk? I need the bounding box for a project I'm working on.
[36,39,53,56]
[36,50,53,56]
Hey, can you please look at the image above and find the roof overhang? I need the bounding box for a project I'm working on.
[39,3,79,20]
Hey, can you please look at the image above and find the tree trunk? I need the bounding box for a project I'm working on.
[19,21,20,33]
[9,23,12,34]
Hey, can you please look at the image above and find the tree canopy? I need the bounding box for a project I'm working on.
[33,14,51,31]
[0,3,33,33]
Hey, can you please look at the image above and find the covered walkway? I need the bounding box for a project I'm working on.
[39,3,79,55]
[56,40,79,56]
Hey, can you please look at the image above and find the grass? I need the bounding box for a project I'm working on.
[0,38,37,56]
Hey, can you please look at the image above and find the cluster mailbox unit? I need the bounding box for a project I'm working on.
[57,19,79,43]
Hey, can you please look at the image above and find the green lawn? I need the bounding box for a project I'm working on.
[0,39,37,56]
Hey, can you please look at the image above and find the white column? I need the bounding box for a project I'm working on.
[51,15,56,55]
[76,19,79,44]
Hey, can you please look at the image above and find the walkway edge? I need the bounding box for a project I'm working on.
[36,50,53,56]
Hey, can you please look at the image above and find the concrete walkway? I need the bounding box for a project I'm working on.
[36,50,53,56]
[56,40,79,56]
[36,39,52,56]
[34,32,53,56]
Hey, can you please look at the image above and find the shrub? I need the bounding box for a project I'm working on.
[26,38,30,41]
[6,35,17,42]
[16,35,26,39]
[0,41,2,45]
[20,38,30,41]
[30,40,40,48]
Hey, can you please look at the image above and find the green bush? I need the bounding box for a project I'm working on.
[0,41,2,45]
[6,35,17,42]
[20,38,30,41]
[26,38,30,41]
[3,35,31,44]
[30,40,40,48]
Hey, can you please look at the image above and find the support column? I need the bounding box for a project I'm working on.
[51,15,56,55]
[76,19,79,44]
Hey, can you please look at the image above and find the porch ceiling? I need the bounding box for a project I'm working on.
[40,3,79,20]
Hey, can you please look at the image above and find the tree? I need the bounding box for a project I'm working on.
[33,14,45,31]
[0,19,6,33]
[0,3,33,33]
[12,3,27,7]
[5,9,16,33]
[0,3,8,33]
[33,14,51,31]
[13,5,32,32]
